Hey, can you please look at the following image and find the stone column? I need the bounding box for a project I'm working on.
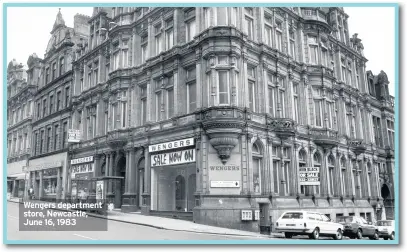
[241,134,249,194]
[57,167,62,200]
[347,155,354,197]
[292,142,300,196]
[107,152,114,195]
[124,149,130,194]
[359,157,368,198]
[334,150,342,197]
[39,170,44,200]
[267,138,275,194]
[196,52,202,109]
[141,146,151,214]
[94,154,101,177]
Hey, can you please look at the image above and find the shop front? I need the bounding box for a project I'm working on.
[70,156,95,202]
[27,161,64,201]
[150,138,197,213]
[7,173,26,199]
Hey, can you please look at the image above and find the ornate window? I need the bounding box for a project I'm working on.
[313,152,321,195]
[328,155,335,195]
[252,142,263,194]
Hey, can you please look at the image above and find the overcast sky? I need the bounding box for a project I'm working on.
[6,6,396,95]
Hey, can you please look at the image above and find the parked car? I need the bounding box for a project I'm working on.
[275,211,344,240]
[376,220,395,240]
[337,216,379,240]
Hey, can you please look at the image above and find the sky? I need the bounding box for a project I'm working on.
[6,6,396,96]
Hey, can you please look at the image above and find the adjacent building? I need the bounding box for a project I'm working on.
[6,59,34,199]
[27,10,90,201]
[7,6,396,233]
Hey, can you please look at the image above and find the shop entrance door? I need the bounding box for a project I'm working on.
[114,156,126,209]
[175,175,186,211]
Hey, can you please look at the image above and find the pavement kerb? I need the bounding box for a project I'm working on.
[8,200,279,239]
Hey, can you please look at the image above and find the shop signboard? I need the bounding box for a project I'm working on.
[27,161,62,172]
[299,167,320,186]
[71,163,94,178]
[151,148,195,167]
[68,129,81,143]
[71,156,93,165]
[149,138,194,153]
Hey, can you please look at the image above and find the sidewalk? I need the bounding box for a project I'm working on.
[8,198,283,238]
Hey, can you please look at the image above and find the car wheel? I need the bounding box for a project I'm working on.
[310,228,320,240]
[373,231,379,240]
[390,232,395,240]
[334,229,343,240]
[356,229,363,239]
[284,232,293,239]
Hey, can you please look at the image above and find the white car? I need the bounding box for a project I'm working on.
[275,211,344,240]
[376,220,395,240]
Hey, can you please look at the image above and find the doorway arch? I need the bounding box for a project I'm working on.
[175,175,186,211]
[114,155,126,208]
[381,184,391,199]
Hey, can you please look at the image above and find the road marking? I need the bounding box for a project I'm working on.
[73,234,98,240]
[8,215,18,219]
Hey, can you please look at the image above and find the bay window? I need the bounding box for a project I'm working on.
[308,36,318,64]
[218,71,230,105]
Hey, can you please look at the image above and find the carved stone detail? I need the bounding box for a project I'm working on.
[209,137,239,165]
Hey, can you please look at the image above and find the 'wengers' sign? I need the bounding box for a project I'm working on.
[151,149,195,167]
[299,167,320,186]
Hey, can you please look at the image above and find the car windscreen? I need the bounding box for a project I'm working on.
[337,216,354,223]
[377,221,392,226]
[282,212,303,219]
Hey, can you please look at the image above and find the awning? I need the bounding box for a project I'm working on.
[7,173,26,181]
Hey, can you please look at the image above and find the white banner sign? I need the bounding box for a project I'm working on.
[299,167,320,186]
[151,149,195,167]
[68,129,81,143]
[149,138,194,153]
[71,156,94,165]
[211,181,240,188]
[71,163,94,178]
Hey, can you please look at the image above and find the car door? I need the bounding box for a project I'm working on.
[320,213,334,234]
[313,213,327,234]
[358,217,374,236]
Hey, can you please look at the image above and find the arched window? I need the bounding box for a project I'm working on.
[252,142,263,194]
[313,152,322,195]
[340,157,346,196]
[328,155,335,196]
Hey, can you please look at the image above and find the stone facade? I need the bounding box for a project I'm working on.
[8,7,395,232]
[7,58,36,198]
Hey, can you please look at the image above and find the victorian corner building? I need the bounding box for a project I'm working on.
[7,7,396,232]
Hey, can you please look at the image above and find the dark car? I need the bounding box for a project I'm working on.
[337,216,379,240]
